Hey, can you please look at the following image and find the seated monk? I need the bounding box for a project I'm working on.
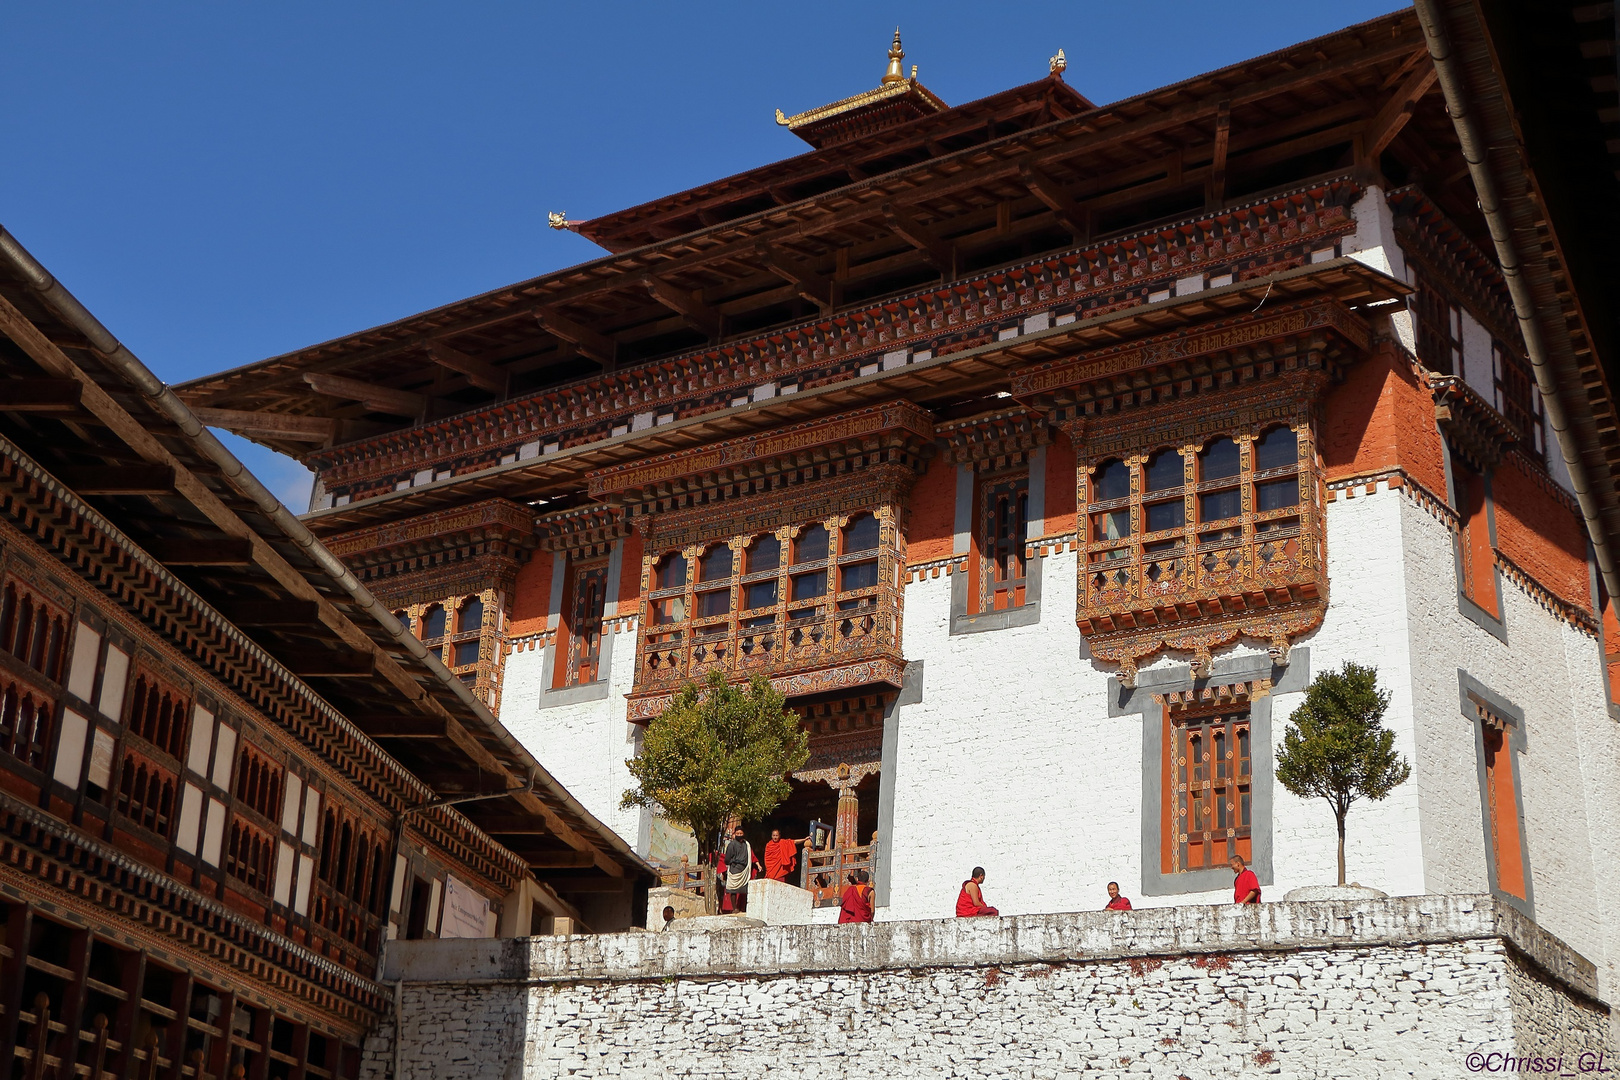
[837,870,874,924]
[763,828,807,881]
[955,867,999,917]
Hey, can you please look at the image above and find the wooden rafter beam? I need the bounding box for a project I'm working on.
[526,851,602,868]
[146,537,254,566]
[535,307,616,368]
[274,647,376,678]
[881,203,953,274]
[215,598,321,627]
[754,242,834,310]
[356,716,448,738]
[642,276,721,339]
[190,407,335,443]
[0,379,83,413]
[1208,101,1232,206]
[1018,164,1092,242]
[301,373,425,418]
[1365,63,1439,160]
[427,342,509,395]
[53,465,176,496]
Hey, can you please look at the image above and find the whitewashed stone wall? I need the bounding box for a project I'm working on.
[361,897,1611,1080]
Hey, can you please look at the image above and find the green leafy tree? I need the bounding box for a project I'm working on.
[1275,661,1411,886]
[622,671,809,860]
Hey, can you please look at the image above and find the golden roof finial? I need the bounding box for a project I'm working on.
[882,27,906,85]
[1049,48,1067,77]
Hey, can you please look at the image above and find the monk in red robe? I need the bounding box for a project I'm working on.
[955,867,999,917]
[1104,881,1132,911]
[1230,854,1261,905]
[763,828,807,882]
[838,870,874,923]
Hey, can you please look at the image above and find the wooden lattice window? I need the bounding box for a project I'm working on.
[1414,276,1464,377]
[1493,343,1544,458]
[563,564,607,686]
[0,676,54,770]
[0,580,68,684]
[127,673,188,760]
[638,508,901,695]
[117,751,176,836]
[1167,707,1253,873]
[317,804,389,916]
[233,744,283,823]
[226,817,275,894]
[978,474,1029,612]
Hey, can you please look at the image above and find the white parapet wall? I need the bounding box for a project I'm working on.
[361,895,1611,1080]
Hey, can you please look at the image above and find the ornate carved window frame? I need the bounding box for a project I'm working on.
[1070,378,1328,686]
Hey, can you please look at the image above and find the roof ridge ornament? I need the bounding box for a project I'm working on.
[1050,48,1067,78]
[882,27,906,85]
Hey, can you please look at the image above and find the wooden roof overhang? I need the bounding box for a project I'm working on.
[298,258,1407,536]
[173,9,1459,459]
[1415,0,1620,599]
[0,230,655,900]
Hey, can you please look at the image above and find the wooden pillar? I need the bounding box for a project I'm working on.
[56,925,93,1078]
[833,779,859,851]
[112,950,146,1080]
[0,904,34,1069]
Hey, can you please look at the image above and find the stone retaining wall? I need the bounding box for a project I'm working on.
[361,896,1612,1080]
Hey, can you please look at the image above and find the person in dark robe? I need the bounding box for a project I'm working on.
[1104,881,1133,911]
[708,846,733,913]
[837,870,874,923]
[763,828,807,882]
[723,826,757,912]
[1230,854,1261,905]
[955,867,999,917]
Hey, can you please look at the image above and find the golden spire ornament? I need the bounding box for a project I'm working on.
[882,28,906,85]
[1049,48,1067,77]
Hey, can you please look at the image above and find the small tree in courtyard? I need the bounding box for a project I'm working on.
[1275,661,1411,886]
[622,670,809,863]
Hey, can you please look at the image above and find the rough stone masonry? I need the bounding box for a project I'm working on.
[362,896,1612,1080]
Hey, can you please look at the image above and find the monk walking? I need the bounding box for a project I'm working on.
[1104,881,1132,910]
[955,867,999,917]
[1230,854,1261,905]
[763,828,807,882]
[723,826,758,912]
[838,869,874,923]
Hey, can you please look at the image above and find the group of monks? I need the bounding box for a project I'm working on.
[711,824,1264,923]
[954,854,1263,919]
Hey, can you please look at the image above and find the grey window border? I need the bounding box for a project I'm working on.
[1456,669,1535,920]
[537,540,622,709]
[1121,648,1311,897]
[873,660,923,909]
[1440,433,1508,643]
[948,450,1048,636]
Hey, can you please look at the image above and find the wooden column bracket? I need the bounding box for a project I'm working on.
[534,307,617,369]
[1208,101,1232,207]
[642,276,722,339]
[882,203,955,275]
[427,342,510,395]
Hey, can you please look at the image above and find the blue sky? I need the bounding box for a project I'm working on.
[0,1,1402,510]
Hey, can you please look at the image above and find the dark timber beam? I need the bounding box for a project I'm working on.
[427,342,510,395]
[882,203,954,274]
[535,307,617,369]
[0,379,82,413]
[1018,164,1092,243]
[524,851,603,868]
[190,407,336,443]
[146,537,254,566]
[541,875,634,893]
[302,373,426,418]
[754,242,835,310]
[1207,101,1232,206]
[54,465,176,496]
[216,598,321,627]
[274,647,376,679]
[1365,64,1440,159]
[642,276,721,339]
[356,716,449,739]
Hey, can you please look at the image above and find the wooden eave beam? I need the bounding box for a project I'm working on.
[190,407,336,443]
[1208,101,1232,206]
[753,243,834,310]
[215,598,322,627]
[275,648,376,679]
[302,372,426,419]
[427,342,510,395]
[535,307,617,368]
[0,379,83,413]
[1365,63,1440,160]
[526,851,601,868]
[53,465,176,496]
[881,203,953,273]
[358,716,449,739]
[642,276,721,339]
[1017,164,1092,242]
[146,537,255,566]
